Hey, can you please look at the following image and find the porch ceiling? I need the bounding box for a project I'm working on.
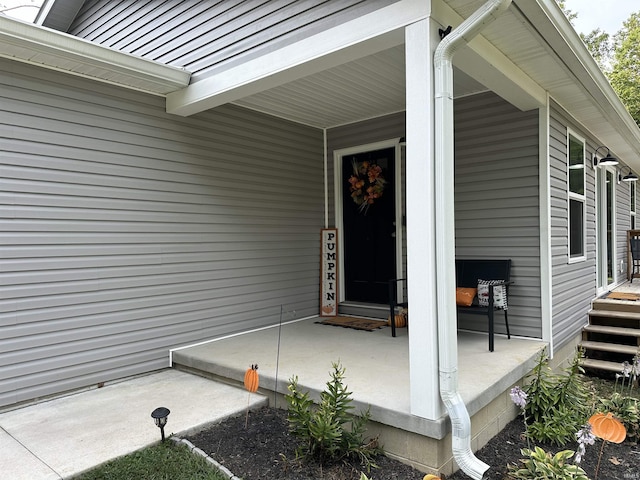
[232,45,487,129]
[231,0,640,170]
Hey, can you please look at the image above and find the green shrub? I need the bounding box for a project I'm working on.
[285,361,381,468]
[507,447,589,480]
[523,348,593,445]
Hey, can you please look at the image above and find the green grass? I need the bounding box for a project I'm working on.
[74,440,227,480]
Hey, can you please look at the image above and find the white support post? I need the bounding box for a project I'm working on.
[405,18,443,420]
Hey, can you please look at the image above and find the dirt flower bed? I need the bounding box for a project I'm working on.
[186,405,640,480]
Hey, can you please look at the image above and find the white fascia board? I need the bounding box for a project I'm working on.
[431,0,546,111]
[0,16,190,93]
[166,0,429,117]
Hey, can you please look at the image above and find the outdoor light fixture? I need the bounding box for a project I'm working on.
[619,168,639,182]
[151,407,170,442]
[593,146,618,167]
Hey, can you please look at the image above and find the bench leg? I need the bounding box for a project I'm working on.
[388,281,396,338]
[488,308,494,352]
[505,310,511,339]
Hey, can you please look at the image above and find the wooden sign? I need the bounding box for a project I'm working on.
[320,228,338,316]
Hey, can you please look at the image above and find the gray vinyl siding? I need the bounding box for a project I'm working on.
[454,92,541,338]
[67,0,399,78]
[549,101,595,348]
[0,59,324,408]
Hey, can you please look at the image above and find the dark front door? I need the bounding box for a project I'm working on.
[342,147,396,304]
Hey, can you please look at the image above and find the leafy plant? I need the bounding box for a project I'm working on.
[598,393,639,441]
[286,361,381,468]
[523,348,593,445]
[507,447,589,480]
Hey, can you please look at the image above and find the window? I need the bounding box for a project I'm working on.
[568,133,585,259]
[632,182,637,229]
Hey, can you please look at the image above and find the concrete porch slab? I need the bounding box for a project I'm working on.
[170,318,546,440]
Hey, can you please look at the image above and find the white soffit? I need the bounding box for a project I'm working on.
[0,15,190,96]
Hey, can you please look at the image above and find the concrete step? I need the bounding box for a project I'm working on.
[583,324,640,338]
[579,340,640,356]
[581,358,625,373]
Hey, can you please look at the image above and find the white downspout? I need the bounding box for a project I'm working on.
[433,1,512,479]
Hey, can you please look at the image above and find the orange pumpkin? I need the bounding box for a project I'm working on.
[588,412,627,444]
[387,308,408,328]
[244,364,259,393]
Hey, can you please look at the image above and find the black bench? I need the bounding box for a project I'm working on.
[387,259,512,351]
[456,259,511,352]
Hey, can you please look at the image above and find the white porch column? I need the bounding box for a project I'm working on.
[405,18,443,420]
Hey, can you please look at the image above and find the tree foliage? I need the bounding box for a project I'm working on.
[609,13,640,126]
[556,0,640,127]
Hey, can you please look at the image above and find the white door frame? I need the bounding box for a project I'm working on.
[333,138,403,303]
[596,165,617,293]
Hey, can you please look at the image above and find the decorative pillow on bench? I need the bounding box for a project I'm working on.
[456,287,477,306]
[477,279,507,310]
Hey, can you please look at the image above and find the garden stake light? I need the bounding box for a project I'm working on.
[151,407,170,442]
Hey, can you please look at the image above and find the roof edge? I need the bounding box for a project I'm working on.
[0,15,191,95]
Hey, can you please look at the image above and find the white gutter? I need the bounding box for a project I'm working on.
[0,15,190,95]
[433,1,511,479]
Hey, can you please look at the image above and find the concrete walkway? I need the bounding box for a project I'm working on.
[0,369,267,479]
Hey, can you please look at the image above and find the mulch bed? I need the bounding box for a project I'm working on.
[186,406,640,480]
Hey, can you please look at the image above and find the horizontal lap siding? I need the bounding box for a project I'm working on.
[0,59,324,408]
[454,93,541,338]
[67,0,398,76]
[549,101,595,348]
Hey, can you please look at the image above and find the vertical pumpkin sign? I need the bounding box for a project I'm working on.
[320,229,338,317]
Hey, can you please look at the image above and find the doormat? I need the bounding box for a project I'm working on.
[316,316,388,331]
[605,292,640,301]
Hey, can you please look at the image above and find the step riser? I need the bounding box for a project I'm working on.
[582,300,640,373]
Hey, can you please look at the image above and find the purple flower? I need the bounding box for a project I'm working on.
[510,386,528,409]
[622,361,632,377]
[575,423,596,464]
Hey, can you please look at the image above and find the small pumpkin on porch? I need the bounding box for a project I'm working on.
[244,364,259,393]
[387,308,408,328]
[588,412,627,443]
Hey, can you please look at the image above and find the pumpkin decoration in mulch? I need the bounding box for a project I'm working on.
[244,364,259,393]
[423,474,442,480]
[589,412,627,480]
[589,412,626,444]
[243,364,259,428]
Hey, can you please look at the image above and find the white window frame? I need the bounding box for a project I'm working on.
[567,130,586,263]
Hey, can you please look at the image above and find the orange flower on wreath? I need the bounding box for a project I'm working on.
[348,160,386,214]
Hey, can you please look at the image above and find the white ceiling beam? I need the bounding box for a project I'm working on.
[166,0,430,117]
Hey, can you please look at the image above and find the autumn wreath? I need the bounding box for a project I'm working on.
[347,160,386,213]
